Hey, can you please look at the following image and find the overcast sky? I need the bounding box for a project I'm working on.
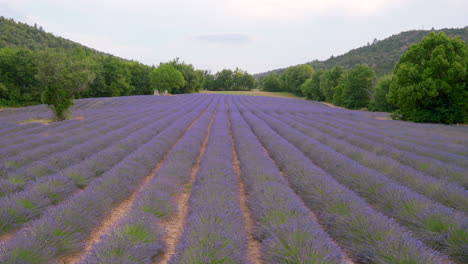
[1,0,467,73]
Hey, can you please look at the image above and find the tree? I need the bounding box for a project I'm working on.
[149,63,185,94]
[0,48,39,104]
[369,75,396,112]
[170,58,205,93]
[281,64,313,95]
[262,73,282,92]
[232,68,255,90]
[101,56,134,96]
[388,32,468,123]
[128,61,152,95]
[320,66,345,102]
[214,69,234,91]
[37,50,95,120]
[301,69,325,100]
[334,64,375,109]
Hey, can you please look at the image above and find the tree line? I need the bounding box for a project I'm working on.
[260,32,467,124]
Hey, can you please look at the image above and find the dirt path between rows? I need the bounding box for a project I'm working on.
[227,111,263,264]
[56,111,205,264]
[157,111,215,264]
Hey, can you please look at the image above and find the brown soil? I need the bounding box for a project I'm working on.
[227,112,263,264]
[321,102,347,110]
[157,112,215,264]
[258,144,355,264]
[56,111,205,264]
[374,116,392,120]
[19,116,85,125]
[0,232,15,248]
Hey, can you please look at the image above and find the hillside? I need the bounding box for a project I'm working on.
[0,16,111,57]
[0,17,156,106]
[256,27,468,77]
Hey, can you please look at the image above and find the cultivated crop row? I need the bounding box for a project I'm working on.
[0,94,465,264]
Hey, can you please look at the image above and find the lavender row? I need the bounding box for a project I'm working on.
[252,110,467,262]
[82,105,216,263]
[276,112,468,212]
[1,94,202,175]
[331,112,468,145]
[301,112,468,168]
[0,103,173,158]
[0,106,116,143]
[0,94,189,143]
[169,110,250,264]
[0,98,210,264]
[236,105,441,264]
[295,112,468,187]
[0,109,174,196]
[0,94,204,177]
[0,94,191,145]
[0,101,201,236]
[228,103,346,263]
[323,112,468,156]
[0,107,162,170]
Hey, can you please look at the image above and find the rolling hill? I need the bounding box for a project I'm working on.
[255,27,468,78]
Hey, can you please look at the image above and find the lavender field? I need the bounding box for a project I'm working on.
[0,94,466,264]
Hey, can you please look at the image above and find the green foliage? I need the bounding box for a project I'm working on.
[281,64,313,96]
[320,66,345,102]
[128,61,152,95]
[333,64,376,109]
[301,69,325,100]
[262,73,282,92]
[0,17,209,105]
[369,75,396,112]
[204,68,255,91]
[37,50,95,120]
[388,32,468,124]
[150,63,185,94]
[170,58,205,93]
[0,48,39,104]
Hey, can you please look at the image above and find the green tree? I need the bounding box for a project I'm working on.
[170,58,205,93]
[262,73,282,92]
[334,64,375,109]
[320,66,345,102]
[102,56,134,96]
[233,68,255,90]
[301,69,325,100]
[0,48,39,104]
[149,63,185,94]
[37,50,95,120]
[369,75,396,112]
[388,32,468,123]
[128,61,152,95]
[281,64,313,95]
[214,69,234,91]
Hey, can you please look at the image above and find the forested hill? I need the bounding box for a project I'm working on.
[255,27,468,78]
[0,16,109,56]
